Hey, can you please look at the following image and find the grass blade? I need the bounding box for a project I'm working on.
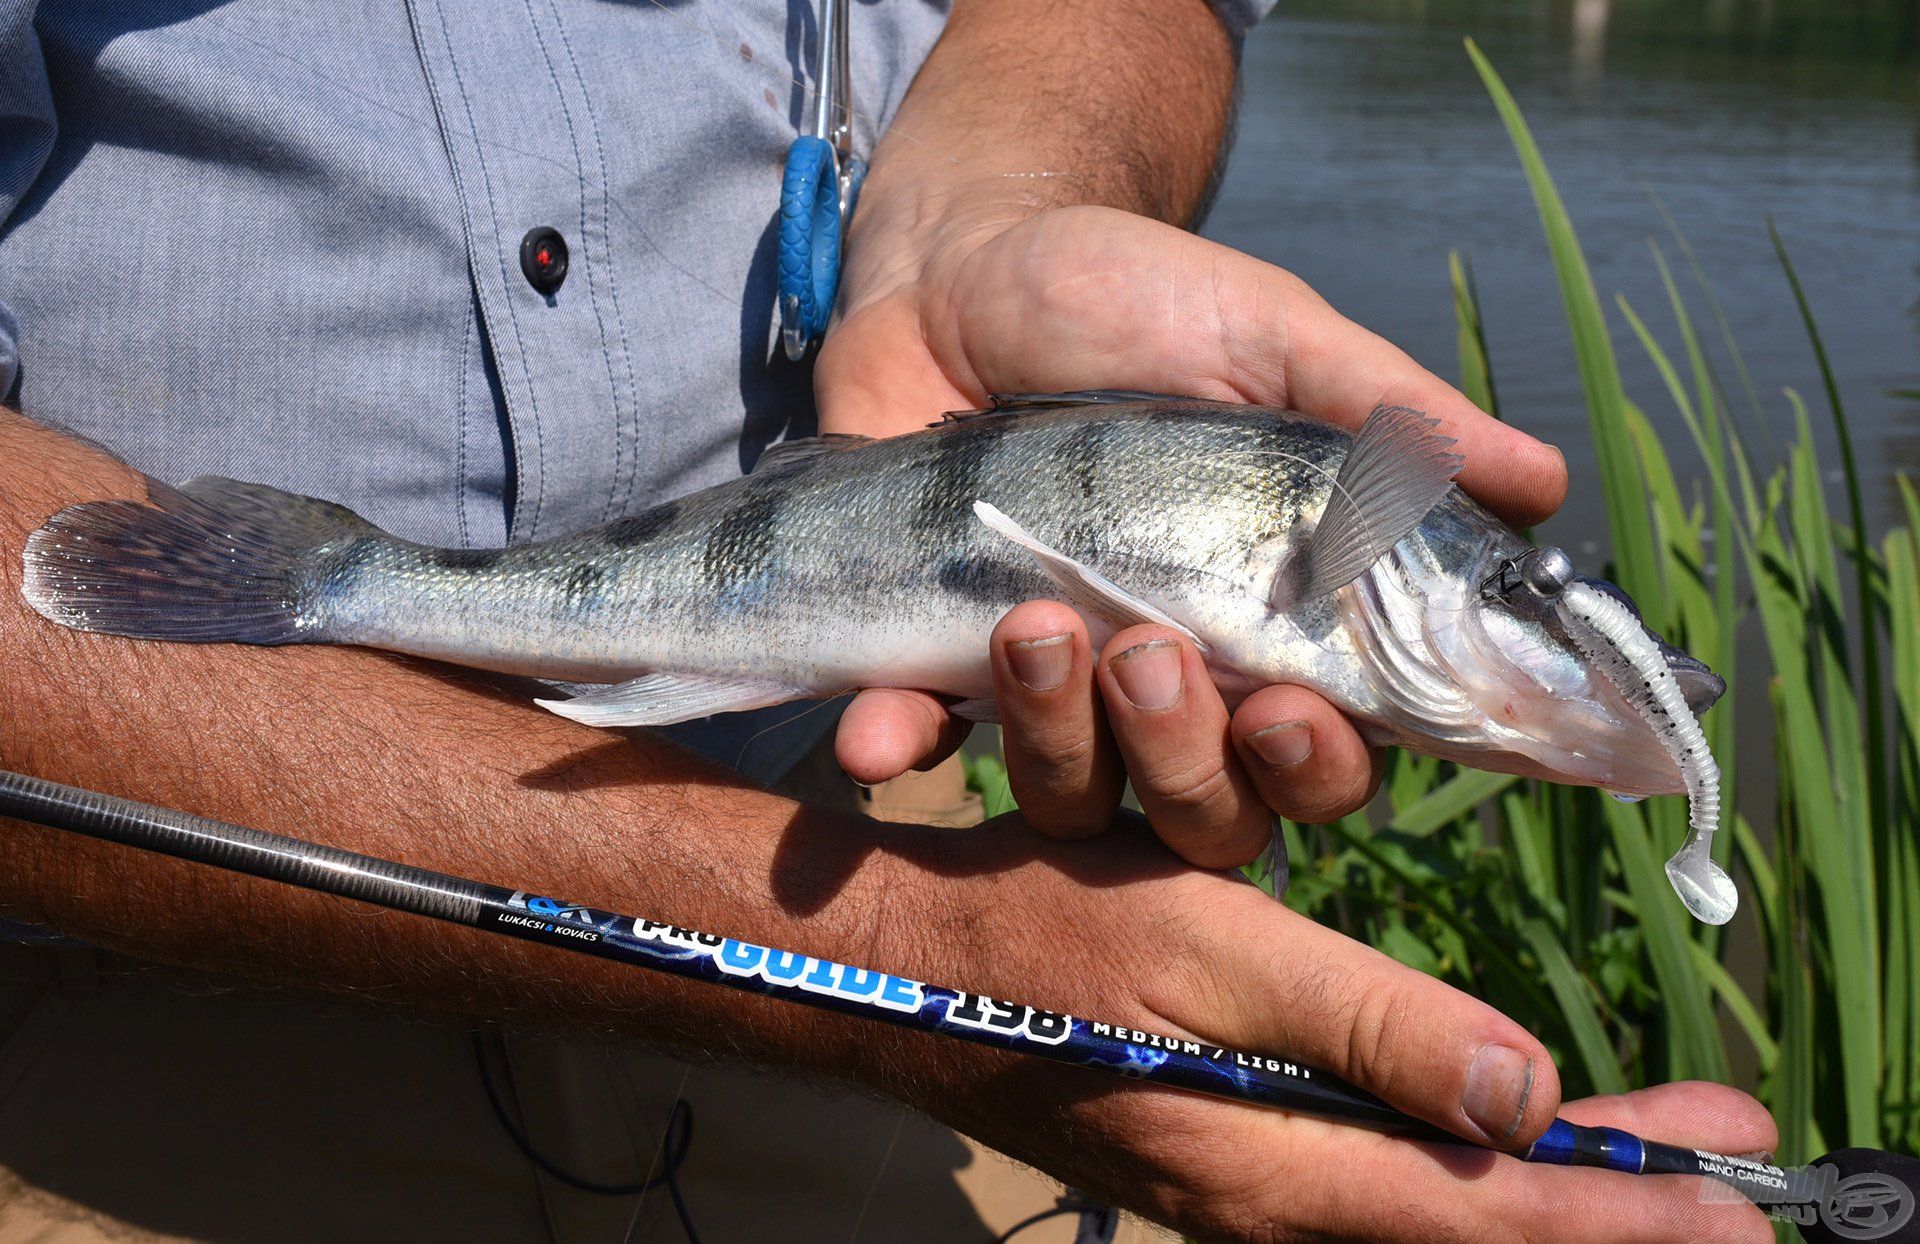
[1387,768,1518,837]
[1650,191,1778,463]
[1686,939,1779,1075]
[1467,40,1663,617]
[1521,917,1628,1095]
[1602,797,1728,1081]
[1450,250,1501,420]
[1751,462,1884,1146]
[1883,507,1920,1145]
[1770,220,1888,838]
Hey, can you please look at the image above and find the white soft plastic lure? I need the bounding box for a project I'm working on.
[1557,581,1733,923]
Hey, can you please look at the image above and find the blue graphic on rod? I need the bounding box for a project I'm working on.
[496,890,1413,1135]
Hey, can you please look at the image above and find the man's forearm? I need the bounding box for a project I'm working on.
[0,409,960,1085]
[848,0,1236,291]
[879,0,1234,221]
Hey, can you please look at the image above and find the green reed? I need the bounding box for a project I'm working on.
[966,40,1918,1170]
[1283,41,1917,1158]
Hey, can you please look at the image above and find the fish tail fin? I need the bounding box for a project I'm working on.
[23,476,382,645]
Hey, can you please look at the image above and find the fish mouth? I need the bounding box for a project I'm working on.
[1375,559,1723,796]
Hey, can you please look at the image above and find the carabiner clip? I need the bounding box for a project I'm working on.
[778,0,864,361]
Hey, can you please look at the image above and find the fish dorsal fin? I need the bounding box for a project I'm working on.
[936,390,1237,425]
[972,500,1209,653]
[991,389,1193,409]
[1279,405,1464,607]
[535,673,806,728]
[750,433,872,474]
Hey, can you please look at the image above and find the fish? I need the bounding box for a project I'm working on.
[20,391,1735,922]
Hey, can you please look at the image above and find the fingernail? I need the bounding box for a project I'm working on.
[1735,1150,1776,1165]
[1247,720,1313,767]
[1007,632,1073,691]
[1462,1044,1535,1143]
[1109,639,1183,711]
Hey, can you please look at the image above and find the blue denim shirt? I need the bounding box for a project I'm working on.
[0,0,964,794]
[0,0,960,548]
[0,5,1270,941]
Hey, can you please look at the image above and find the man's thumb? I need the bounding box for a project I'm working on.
[1192,900,1564,1148]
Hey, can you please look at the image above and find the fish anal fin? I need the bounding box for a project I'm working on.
[536,673,805,728]
[947,697,1000,724]
[972,501,1208,652]
[1279,404,1464,607]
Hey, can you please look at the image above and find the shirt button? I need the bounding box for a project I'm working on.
[519,227,569,295]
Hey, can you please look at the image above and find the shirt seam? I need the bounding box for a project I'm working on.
[518,0,633,530]
[417,0,549,539]
[455,286,474,547]
[545,0,645,525]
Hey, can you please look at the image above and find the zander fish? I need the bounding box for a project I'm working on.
[21,392,1734,922]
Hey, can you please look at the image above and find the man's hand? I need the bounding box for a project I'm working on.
[817,207,1567,864]
[791,8,1753,1235]
[808,2,1566,865]
[893,813,1774,1243]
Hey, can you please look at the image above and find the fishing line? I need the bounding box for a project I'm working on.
[4,768,1910,1243]
[729,689,857,770]
[619,1061,700,1244]
[471,1032,699,1218]
[843,1110,907,1244]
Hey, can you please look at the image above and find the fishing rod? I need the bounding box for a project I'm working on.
[1,768,1913,1242]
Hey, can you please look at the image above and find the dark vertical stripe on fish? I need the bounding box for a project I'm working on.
[1060,419,1111,502]
[558,562,608,612]
[937,550,1045,604]
[703,485,783,607]
[1224,418,1336,567]
[604,499,683,549]
[916,419,1009,539]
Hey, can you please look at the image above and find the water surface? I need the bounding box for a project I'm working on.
[1205,2,1920,549]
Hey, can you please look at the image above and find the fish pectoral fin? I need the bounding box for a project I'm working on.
[1279,404,1465,607]
[535,674,805,728]
[971,500,1209,653]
